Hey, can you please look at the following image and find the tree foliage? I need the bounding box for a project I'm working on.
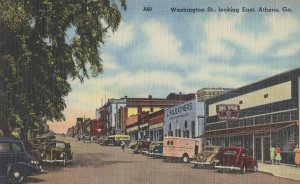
[0,0,126,137]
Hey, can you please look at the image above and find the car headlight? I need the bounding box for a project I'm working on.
[31,160,39,165]
[60,153,64,158]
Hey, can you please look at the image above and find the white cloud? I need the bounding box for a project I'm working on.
[186,63,283,89]
[108,22,134,46]
[202,14,300,57]
[275,43,300,57]
[201,15,240,58]
[101,71,183,93]
[143,20,184,64]
[102,54,119,70]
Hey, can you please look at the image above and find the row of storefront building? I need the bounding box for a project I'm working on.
[67,67,300,164]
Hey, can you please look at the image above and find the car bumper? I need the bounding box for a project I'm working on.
[42,159,72,163]
[190,161,213,165]
[215,165,241,171]
[142,150,148,155]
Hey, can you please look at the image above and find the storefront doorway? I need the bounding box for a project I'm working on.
[254,136,270,162]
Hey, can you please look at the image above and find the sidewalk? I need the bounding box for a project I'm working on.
[258,161,300,181]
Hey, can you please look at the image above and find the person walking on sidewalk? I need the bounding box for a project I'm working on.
[294,144,300,167]
[121,141,125,152]
[275,144,282,165]
[269,145,276,164]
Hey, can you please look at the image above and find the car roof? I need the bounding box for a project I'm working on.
[222,146,246,150]
[0,137,21,142]
[48,140,69,144]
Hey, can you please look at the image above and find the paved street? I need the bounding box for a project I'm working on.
[25,136,300,184]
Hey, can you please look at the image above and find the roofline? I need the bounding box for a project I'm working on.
[235,67,300,90]
[206,67,300,102]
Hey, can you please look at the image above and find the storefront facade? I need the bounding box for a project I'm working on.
[125,114,139,140]
[164,99,205,138]
[205,68,300,164]
[148,109,164,141]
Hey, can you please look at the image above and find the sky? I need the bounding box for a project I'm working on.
[48,0,300,133]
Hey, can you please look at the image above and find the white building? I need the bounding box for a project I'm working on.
[106,98,126,135]
[164,99,205,138]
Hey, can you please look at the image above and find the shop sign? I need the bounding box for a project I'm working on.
[216,104,239,120]
[166,101,193,118]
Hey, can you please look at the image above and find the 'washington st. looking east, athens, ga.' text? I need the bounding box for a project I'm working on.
[170,7,293,13]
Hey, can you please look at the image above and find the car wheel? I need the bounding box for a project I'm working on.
[8,165,25,184]
[253,163,258,172]
[182,154,189,163]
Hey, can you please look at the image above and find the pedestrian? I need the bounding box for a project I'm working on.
[294,144,300,167]
[121,141,125,152]
[269,145,276,164]
[275,144,282,165]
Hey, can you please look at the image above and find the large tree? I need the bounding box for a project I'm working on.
[0,0,126,137]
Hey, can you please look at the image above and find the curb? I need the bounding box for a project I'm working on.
[258,170,274,176]
[258,170,300,181]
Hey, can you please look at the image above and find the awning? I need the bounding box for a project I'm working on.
[149,122,163,130]
[204,120,298,139]
[140,123,148,128]
[127,126,138,132]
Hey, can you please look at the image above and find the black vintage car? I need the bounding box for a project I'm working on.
[148,141,163,158]
[133,141,151,154]
[41,140,72,165]
[0,137,42,184]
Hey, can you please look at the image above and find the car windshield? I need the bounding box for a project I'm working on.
[48,142,65,148]
[205,147,215,151]
[12,143,23,152]
[223,150,237,156]
[56,142,66,148]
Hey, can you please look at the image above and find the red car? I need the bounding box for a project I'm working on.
[215,147,258,174]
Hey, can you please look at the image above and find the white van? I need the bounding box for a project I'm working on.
[163,137,202,163]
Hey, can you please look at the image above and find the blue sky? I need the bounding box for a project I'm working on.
[49,0,300,133]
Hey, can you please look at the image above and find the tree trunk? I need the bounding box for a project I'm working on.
[0,119,11,136]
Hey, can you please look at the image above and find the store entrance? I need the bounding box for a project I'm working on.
[254,136,270,162]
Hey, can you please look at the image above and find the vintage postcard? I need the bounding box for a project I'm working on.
[1,0,300,183]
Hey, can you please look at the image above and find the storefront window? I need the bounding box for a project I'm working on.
[271,125,298,164]
[191,121,195,138]
[149,130,153,141]
[158,129,163,141]
[175,129,181,137]
[183,130,189,138]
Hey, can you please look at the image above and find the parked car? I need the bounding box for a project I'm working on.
[215,147,258,174]
[83,135,91,143]
[98,137,108,145]
[129,141,138,150]
[148,141,163,158]
[133,141,151,154]
[41,140,72,166]
[191,145,221,168]
[0,137,42,184]
[91,136,99,143]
